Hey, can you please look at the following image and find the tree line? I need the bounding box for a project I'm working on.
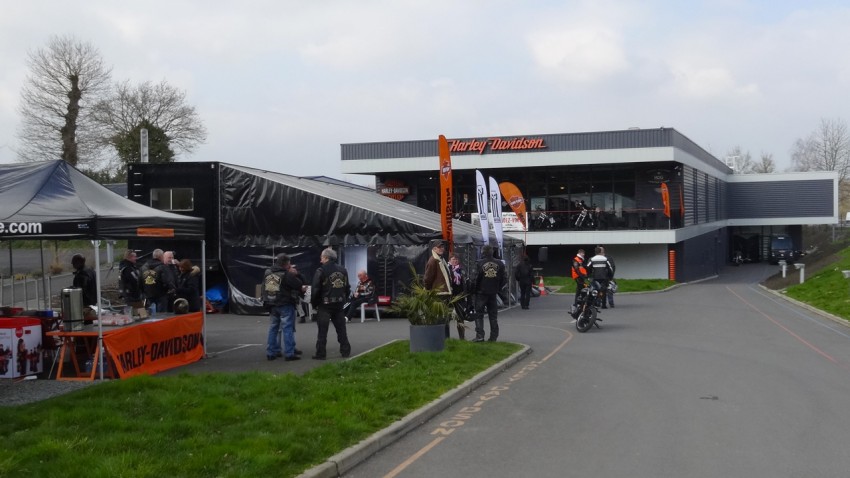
[15,35,206,182]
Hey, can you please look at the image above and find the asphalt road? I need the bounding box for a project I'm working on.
[339,263,850,478]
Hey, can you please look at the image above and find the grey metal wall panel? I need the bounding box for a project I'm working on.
[727,180,834,218]
[341,128,727,173]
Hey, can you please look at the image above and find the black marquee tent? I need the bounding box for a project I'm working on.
[0,160,206,378]
[126,162,524,314]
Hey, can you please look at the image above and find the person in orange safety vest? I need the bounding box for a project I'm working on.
[570,249,587,315]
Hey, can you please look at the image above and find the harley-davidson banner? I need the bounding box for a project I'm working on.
[438,135,453,252]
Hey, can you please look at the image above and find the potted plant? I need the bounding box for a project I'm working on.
[391,265,464,352]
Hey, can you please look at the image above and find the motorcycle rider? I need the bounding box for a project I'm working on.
[570,248,588,316]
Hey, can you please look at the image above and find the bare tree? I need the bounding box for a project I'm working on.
[724,146,754,173]
[92,79,207,166]
[791,117,850,181]
[16,35,112,166]
[751,153,776,173]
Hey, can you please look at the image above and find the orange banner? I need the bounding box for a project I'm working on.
[660,183,671,218]
[103,312,204,378]
[136,227,176,238]
[498,181,527,230]
[438,135,454,253]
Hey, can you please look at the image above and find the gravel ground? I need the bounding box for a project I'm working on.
[0,379,96,406]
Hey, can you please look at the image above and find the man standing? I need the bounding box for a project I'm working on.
[570,248,588,316]
[141,249,176,315]
[118,249,143,311]
[600,246,616,308]
[71,254,98,308]
[472,245,506,342]
[424,239,462,339]
[311,248,352,360]
[587,246,614,307]
[262,253,304,361]
[514,254,534,309]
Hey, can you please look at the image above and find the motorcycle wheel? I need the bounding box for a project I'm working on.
[575,305,596,333]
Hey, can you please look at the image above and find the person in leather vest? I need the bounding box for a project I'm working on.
[262,253,305,361]
[310,248,352,360]
[472,245,506,342]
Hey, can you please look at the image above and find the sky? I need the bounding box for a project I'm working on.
[2,0,850,185]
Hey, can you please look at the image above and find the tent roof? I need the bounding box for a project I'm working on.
[0,161,204,240]
[221,163,520,247]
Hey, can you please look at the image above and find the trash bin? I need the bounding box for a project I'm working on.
[61,288,84,331]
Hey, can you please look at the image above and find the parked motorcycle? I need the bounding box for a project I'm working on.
[572,201,597,229]
[732,250,743,266]
[532,208,556,230]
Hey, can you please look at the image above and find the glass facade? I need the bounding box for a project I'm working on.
[378,160,725,231]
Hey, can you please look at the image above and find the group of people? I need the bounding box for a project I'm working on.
[570,246,617,318]
[119,249,203,315]
[69,248,203,318]
[423,239,506,343]
[262,248,352,362]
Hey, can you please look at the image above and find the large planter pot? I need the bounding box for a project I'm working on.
[409,324,446,353]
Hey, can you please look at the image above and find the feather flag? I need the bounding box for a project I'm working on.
[489,176,504,251]
[499,181,527,231]
[475,170,489,245]
[438,135,453,252]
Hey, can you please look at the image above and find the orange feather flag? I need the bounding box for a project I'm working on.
[438,135,453,253]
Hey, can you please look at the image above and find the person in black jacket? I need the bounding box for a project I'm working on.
[472,245,506,342]
[514,254,534,310]
[587,246,614,308]
[71,254,97,314]
[140,249,177,315]
[262,253,305,361]
[175,259,202,313]
[118,249,143,310]
[310,248,351,360]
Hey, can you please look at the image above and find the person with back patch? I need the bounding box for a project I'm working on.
[262,253,305,361]
[310,248,352,360]
[140,249,176,315]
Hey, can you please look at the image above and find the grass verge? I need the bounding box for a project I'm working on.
[783,247,850,321]
[0,340,521,478]
[543,276,675,292]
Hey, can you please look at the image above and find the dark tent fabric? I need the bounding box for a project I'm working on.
[214,163,523,314]
[0,161,204,240]
[219,163,520,248]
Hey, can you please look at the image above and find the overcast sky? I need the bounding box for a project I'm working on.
[2,0,850,184]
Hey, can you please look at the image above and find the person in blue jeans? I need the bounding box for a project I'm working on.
[262,253,306,361]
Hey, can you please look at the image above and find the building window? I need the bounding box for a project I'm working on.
[150,188,194,211]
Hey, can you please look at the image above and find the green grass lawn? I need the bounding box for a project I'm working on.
[783,247,850,321]
[542,276,675,292]
[0,340,520,478]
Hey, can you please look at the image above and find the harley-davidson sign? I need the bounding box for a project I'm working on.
[379,179,409,200]
[448,137,547,155]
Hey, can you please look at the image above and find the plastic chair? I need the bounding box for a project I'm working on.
[360,300,381,323]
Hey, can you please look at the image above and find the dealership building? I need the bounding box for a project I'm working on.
[341,128,838,281]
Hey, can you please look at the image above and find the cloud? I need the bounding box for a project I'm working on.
[669,64,760,100]
[528,26,628,84]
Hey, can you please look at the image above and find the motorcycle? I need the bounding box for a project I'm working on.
[732,250,743,266]
[572,201,597,229]
[571,280,603,333]
[532,209,556,230]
